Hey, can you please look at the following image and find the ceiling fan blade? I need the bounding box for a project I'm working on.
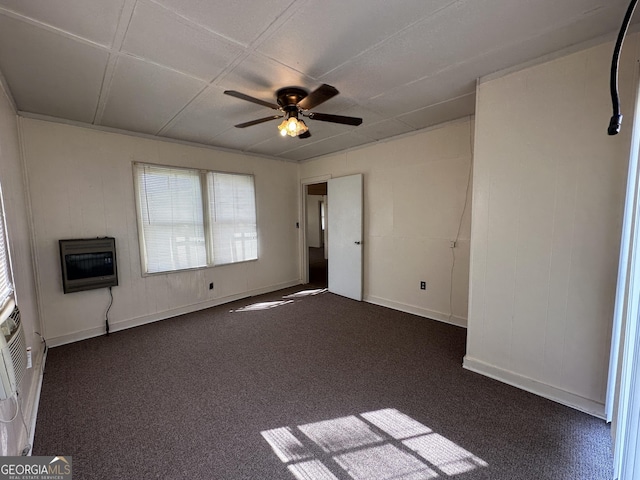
[235,115,283,128]
[298,130,311,139]
[307,112,363,126]
[298,84,339,110]
[224,90,279,110]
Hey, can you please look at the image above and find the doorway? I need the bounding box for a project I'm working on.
[306,182,327,287]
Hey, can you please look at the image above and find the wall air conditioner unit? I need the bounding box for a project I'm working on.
[0,298,27,400]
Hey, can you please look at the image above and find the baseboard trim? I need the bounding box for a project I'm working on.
[26,346,47,455]
[48,280,301,347]
[462,356,606,419]
[365,295,467,328]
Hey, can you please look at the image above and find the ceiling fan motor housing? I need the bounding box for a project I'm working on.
[276,87,308,113]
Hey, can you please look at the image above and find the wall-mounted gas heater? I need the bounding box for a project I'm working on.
[0,298,26,400]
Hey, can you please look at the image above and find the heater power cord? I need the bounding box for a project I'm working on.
[105,286,113,335]
[0,393,19,423]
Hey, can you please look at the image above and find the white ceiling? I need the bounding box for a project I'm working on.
[0,0,632,161]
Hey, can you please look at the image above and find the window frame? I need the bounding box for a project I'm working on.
[0,186,13,309]
[133,162,258,276]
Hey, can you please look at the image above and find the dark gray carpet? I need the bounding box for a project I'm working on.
[33,286,613,479]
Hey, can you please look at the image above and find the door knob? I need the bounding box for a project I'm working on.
[354,241,361,245]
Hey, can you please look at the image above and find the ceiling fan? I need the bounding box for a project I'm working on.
[223,84,363,139]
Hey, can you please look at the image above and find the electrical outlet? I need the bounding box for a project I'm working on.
[420,281,426,290]
[450,240,457,248]
[209,282,214,290]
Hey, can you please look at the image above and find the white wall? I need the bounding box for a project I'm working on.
[465,38,638,417]
[306,194,323,248]
[20,118,300,345]
[299,118,473,325]
[0,84,43,454]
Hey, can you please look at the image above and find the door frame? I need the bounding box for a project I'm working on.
[609,59,640,480]
[299,175,331,284]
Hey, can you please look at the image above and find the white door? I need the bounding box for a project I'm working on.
[327,174,363,301]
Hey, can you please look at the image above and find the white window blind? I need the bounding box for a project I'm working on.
[134,163,257,274]
[0,204,12,306]
[208,172,257,265]
[135,164,207,274]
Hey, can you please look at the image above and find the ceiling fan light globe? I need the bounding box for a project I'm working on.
[277,119,288,136]
[298,119,309,135]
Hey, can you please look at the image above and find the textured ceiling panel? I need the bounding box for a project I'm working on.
[123,1,245,81]
[209,120,279,151]
[321,0,614,100]
[398,93,476,130]
[257,0,456,78]
[150,0,296,46]
[280,132,372,161]
[0,15,108,123]
[246,134,306,157]
[0,0,630,161]
[365,68,477,118]
[0,0,125,46]
[163,86,269,144]
[216,53,312,100]
[100,56,205,134]
[355,118,415,141]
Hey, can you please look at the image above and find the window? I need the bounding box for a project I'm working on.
[134,163,257,274]
[0,196,13,306]
[208,172,258,266]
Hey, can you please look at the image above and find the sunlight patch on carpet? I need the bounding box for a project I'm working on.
[261,408,489,479]
[360,408,432,440]
[261,427,313,463]
[299,416,383,453]
[288,460,340,480]
[403,433,489,476]
[231,300,294,312]
[334,444,438,480]
[283,289,328,299]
